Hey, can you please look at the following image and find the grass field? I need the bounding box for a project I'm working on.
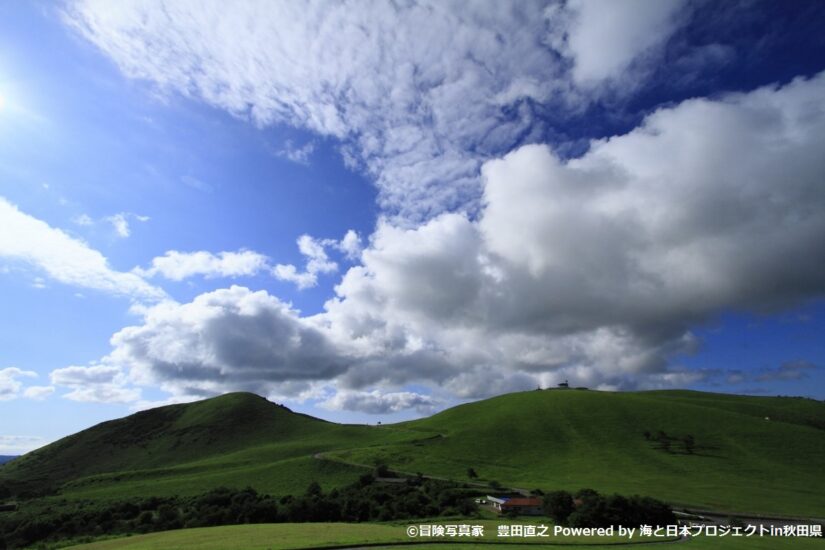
[64,522,820,550]
[3,389,823,517]
[1,393,420,498]
[328,390,825,516]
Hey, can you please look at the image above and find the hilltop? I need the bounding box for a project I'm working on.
[2,389,823,516]
[330,389,825,516]
[0,393,412,498]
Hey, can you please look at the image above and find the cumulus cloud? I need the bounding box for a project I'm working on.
[134,236,359,289]
[96,286,348,398]
[23,385,56,400]
[63,1,691,222]
[0,197,166,301]
[135,249,270,280]
[546,0,688,86]
[320,389,437,415]
[50,365,140,403]
[321,72,825,394]
[271,264,318,291]
[337,230,362,260]
[273,234,339,289]
[0,367,37,401]
[56,71,825,408]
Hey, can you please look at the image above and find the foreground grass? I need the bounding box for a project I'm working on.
[66,522,820,550]
[64,520,631,549]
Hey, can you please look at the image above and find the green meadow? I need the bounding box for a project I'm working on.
[329,390,825,516]
[2,389,823,519]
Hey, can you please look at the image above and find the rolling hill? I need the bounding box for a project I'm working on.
[2,389,823,517]
[331,389,825,516]
[0,393,415,498]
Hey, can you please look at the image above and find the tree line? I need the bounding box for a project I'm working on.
[0,474,476,549]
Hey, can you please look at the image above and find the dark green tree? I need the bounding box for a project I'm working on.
[543,490,574,524]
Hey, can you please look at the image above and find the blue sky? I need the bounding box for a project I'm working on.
[1,1,824,454]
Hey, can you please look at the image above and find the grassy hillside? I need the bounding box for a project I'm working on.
[327,390,825,516]
[0,393,413,498]
[3,389,823,517]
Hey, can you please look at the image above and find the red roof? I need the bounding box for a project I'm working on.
[501,498,542,507]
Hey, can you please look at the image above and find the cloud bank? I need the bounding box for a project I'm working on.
[64,73,825,409]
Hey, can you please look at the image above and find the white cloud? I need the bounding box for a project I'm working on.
[137,240,354,288]
[50,365,123,386]
[94,286,348,398]
[63,1,698,222]
[271,264,318,290]
[273,234,339,289]
[23,385,55,400]
[275,139,315,165]
[320,389,437,415]
[0,435,48,455]
[65,0,681,222]
[58,70,825,408]
[321,72,825,395]
[105,212,149,238]
[71,211,148,237]
[106,213,130,237]
[72,213,93,226]
[62,385,141,403]
[50,365,140,403]
[0,197,166,301]
[547,0,688,86]
[135,249,270,281]
[0,367,37,401]
[337,230,362,260]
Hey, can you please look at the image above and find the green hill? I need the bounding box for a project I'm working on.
[2,389,823,517]
[0,393,413,498]
[328,389,825,516]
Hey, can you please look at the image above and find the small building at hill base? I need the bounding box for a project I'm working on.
[486,496,544,516]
